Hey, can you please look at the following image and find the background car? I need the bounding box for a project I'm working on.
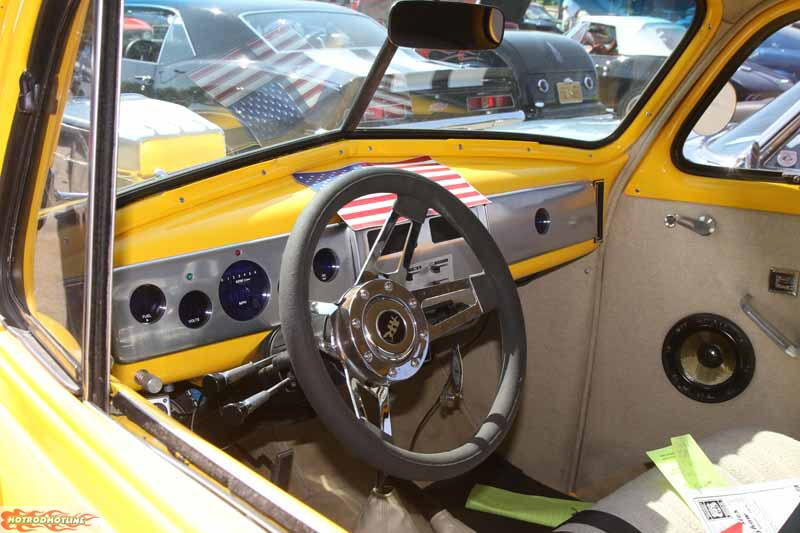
[424,31,606,120]
[121,0,523,154]
[684,80,800,171]
[748,25,800,80]
[56,94,225,196]
[522,3,562,32]
[566,15,686,115]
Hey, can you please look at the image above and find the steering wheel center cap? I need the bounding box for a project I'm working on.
[333,278,430,384]
[376,309,407,345]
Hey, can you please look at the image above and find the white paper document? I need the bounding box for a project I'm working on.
[687,478,800,533]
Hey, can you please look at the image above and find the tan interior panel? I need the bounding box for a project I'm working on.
[576,196,800,499]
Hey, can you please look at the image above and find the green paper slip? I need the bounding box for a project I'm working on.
[647,435,732,505]
[465,484,593,528]
[671,434,731,490]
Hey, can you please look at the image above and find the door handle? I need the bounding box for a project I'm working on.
[664,213,716,236]
[740,294,800,358]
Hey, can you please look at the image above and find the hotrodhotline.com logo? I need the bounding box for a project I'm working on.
[0,509,99,532]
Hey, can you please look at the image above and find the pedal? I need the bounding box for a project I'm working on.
[270,449,294,491]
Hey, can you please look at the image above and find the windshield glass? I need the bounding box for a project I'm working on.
[359,2,696,140]
[76,0,700,197]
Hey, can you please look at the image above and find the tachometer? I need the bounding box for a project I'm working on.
[219,260,270,321]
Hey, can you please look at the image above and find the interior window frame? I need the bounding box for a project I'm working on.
[0,0,88,391]
[671,10,800,184]
[0,0,121,409]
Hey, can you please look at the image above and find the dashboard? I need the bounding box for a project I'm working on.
[112,181,600,364]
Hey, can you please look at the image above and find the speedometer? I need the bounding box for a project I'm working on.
[218,260,270,321]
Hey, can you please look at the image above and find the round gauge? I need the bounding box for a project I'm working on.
[218,260,270,321]
[312,248,340,282]
[129,284,166,324]
[179,290,212,329]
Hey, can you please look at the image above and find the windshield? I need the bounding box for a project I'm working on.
[82,0,703,196]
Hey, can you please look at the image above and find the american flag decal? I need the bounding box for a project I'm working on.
[293,156,489,231]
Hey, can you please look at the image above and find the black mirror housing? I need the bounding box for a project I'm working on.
[388,1,505,50]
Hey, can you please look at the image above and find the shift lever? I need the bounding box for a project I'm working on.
[221,376,293,426]
[203,357,274,394]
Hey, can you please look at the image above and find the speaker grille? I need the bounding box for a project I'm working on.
[662,314,755,403]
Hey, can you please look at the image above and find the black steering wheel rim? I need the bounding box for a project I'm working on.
[279,167,526,481]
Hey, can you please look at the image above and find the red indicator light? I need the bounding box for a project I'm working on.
[234,249,241,256]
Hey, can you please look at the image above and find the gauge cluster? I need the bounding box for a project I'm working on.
[112,226,353,363]
[112,182,598,364]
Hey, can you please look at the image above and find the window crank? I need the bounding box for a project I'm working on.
[664,213,716,236]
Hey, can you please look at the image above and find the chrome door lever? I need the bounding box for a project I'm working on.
[664,213,716,236]
[741,294,800,358]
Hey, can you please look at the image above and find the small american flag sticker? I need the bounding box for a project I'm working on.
[293,156,489,231]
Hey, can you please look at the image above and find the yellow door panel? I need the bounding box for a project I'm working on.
[626,2,800,215]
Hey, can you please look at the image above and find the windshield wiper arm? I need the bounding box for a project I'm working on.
[342,38,398,132]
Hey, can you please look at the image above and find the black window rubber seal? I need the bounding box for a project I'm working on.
[671,10,800,185]
[0,0,82,328]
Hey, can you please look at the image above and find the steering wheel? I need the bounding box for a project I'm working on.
[279,167,526,481]
[125,39,160,62]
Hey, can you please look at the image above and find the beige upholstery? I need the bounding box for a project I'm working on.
[557,429,800,533]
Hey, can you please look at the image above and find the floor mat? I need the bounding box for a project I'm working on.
[424,454,585,532]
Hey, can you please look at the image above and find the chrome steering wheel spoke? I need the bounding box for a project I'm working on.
[341,364,393,439]
[376,384,392,439]
[310,300,340,357]
[356,195,428,284]
[413,272,496,341]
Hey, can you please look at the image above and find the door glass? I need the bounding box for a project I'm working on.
[32,2,95,357]
[682,21,800,172]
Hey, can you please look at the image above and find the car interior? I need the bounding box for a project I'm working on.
[15,0,800,531]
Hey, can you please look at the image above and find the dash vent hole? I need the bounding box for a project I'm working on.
[534,208,551,235]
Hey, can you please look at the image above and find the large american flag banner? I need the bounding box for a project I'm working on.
[293,156,489,231]
[188,21,333,110]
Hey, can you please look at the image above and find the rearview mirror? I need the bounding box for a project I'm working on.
[388,1,505,50]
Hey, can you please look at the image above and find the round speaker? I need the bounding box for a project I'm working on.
[662,313,755,403]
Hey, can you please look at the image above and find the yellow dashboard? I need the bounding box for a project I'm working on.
[112,138,625,389]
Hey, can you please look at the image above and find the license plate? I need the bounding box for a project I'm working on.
[557,81,583,104]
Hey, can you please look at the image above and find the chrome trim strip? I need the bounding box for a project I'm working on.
[82,0,123,409]
[135,436,283,533]
[741,294,800,358]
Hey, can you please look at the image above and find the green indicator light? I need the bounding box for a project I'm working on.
[186,273,193,281]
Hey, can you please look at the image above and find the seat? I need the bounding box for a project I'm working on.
[556,429,800,533]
